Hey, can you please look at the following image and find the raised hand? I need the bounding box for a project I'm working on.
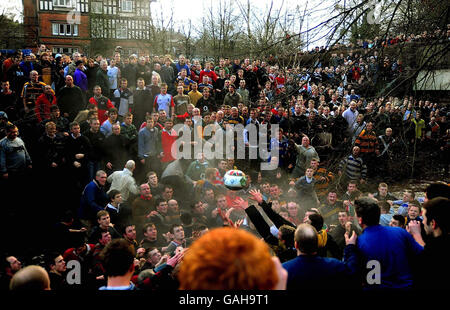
[249,189,263,204]
[407,220,421,236]
[218,208,234,227]
[167,250,185,268]
[232,197,248,210]
[345,230,357,245]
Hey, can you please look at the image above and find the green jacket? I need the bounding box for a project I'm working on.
[223,92,242,107]
[96,68,110,95]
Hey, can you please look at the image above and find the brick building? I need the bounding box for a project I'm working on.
[23,0,153,56]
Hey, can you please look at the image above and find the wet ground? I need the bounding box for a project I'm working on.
[388,175,449,200]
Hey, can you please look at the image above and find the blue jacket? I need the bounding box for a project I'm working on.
[79,180,109,220]
[357,225,423,290]
[176,63,190,76]
[73,68,88,91]
[19,61,34,77]
[0,136,32,174]
[282,245,359,289]
[138,126,161,159]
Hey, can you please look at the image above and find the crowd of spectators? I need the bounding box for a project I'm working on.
[304,26,450,53]
[0,39,449,291]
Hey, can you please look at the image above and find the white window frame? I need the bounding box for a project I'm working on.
[52,23,79,36]
[52,23,59,36]
[53,0,72,7]
[116,23,128,39]
[121,0,133,12]
[91,1,103,14]
[53,47,79,54]
[72,24,79,36]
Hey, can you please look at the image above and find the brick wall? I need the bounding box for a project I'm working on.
[39,13,90,39]
[23,0,38,48]
[38,12,90,53]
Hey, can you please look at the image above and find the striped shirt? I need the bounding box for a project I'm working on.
[313,167,334,197]
[355,129,378,154]
[339,155,367,180]
[21,81,46,108]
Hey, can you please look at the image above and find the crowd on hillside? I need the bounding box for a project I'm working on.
[302,25,450,53]
[0,39,449,291]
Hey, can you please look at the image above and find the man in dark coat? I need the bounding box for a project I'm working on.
[121,55,138,89]
[103,123,129,173]
[65,121,91,210]
[79,170,109,226]
[57,75,86,121]
[96,60,110,99]
[408,197,450,290]
[282,223,359,290]
[36,121,67,220]
[133,78,153,128]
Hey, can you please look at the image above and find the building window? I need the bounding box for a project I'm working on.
[116,23,127,39]
[53,0,72,7]
[91,1,103,14]
[52,23,79,36]
[53,47,78,54]
[91,19,104,38]
[121,0,133,12]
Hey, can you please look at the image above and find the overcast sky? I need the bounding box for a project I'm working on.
[0,0,22,21]
[1,0,333,48]
[1,0,315,21]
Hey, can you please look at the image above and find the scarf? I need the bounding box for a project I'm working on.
[141,195,152,201]
[317,229,328,248]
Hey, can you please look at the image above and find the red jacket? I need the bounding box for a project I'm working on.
[161,128,178,162]
[35,93,57,122]
[199,70,218,83]
[63,243,96,262]
[190,70,200,83]
[89,96,114,124]
[352,66,361,81]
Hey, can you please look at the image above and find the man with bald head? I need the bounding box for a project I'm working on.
[377,127,396,176]
[282,223,359,289]
[21,70,46,114]
[342,100,359,131]
[9,265,50,290]
[291,135,319,179]
[132,183,156,240]
[103,123,129,173]
[57,74,86,121]
[338,146,367,188]
[107,160,140,203]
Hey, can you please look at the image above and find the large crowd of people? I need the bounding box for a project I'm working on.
[304,26,450,53]
[0,39,449,291]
